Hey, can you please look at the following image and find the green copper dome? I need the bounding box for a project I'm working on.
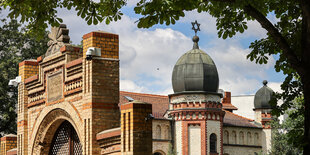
[254,80,274,109]
[172,36,219,93]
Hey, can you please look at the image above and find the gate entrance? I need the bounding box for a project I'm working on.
[49,121,83,155]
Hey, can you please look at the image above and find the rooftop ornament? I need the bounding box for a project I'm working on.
[191,20,200,49]
[45,24,70,57]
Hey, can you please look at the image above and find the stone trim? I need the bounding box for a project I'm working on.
[66,58,83,68]
[24,75,39,84]
[27,99,45,108]
[223,144,262,148]
[82,31,119,40]
[60,45,82,53]
[19,60,38,67]
[82,102,119,110]
[170,110,225,121]
[96,128,121,140]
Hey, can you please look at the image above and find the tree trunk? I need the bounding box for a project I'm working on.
[302,73,310,155]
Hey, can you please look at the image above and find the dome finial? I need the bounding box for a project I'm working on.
[191,20,200,49]
[263,80,268,86]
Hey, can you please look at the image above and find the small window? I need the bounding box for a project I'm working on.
[210,133,217,153]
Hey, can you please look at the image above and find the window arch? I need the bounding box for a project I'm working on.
[232,131,237,144]
[155,125,161,139]
[254,133,259,145]
[239,131,244,145]
[164,125,170,139]
[247,132,252,145]
[224,130,229,144]
[210,133,217,153]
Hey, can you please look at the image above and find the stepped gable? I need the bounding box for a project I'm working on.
[119,91,169,119]
[223,110,261,128]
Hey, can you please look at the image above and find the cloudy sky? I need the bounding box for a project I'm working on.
[1,4,285,96]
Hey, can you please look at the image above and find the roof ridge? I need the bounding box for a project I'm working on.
[120,91,168,98]
[224,110,254,121]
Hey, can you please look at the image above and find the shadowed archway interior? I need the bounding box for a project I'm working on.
[49,121,82,155]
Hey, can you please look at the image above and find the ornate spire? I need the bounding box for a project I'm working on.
[45,24,70,57]
[191,20,200,49]
[263,80,268,86]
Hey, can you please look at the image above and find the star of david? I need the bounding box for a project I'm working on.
[191,20,200,35]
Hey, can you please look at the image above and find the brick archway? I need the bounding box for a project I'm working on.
[30,108,82,155]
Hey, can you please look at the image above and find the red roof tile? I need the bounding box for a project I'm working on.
[222,103,238,110]
[223,110,260,128]
[119,91,259,128]
[119,91,169,119]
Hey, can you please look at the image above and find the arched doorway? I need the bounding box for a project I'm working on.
[49,121,82,155]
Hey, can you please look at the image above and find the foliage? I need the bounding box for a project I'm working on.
[0,19,48,136]
[270,97,304,155]
[2,0,310,153]
[167,143,176,155]
[1,0,126,39]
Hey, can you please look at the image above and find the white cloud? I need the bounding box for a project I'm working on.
[55,8,280,96]
[180,10,267,39]
[268,82,283,93]
[120,80,147,93]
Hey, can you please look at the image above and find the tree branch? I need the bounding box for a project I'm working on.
[243,5,304,74]
[300,0,310,66]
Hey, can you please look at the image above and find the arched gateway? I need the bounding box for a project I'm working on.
[49,121,82,155]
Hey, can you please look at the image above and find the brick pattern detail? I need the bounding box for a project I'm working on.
[261,112,272,129]
[0,135,17,155]
[120,101,152,155]
[82,31,119,59]
[17,60,39,155]
[182,121,206,155]
[19,60,39,82]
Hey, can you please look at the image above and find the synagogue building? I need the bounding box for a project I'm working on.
[0,24,275,155]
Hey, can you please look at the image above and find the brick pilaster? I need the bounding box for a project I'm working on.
[18,60,39,155]
[0,135,17,155]
[82,31,119,59]
[82,31,120,154]
[120,100,153,155]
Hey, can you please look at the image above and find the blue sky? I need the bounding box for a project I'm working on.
[0,3,285,96]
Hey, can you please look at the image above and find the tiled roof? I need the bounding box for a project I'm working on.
[120,91,169,119]
[119,91,260,128]
[223,110,261,128]
[222,103,238,110]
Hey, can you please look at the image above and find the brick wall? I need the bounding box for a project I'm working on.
[82,31,119,59]
[0,135,17,155]
[82,31,120,154]
[121,101,153,155]
[18,60,39,155]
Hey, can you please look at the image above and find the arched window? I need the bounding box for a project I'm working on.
[210,133,217,153]
[164,125,170,139]
[232,131,237,144]
[155,125,161,139]
[153,152,163,155]
[247,132,252,145]
[239,131,244,145]
[254,133,259,145]
[224,130,229,144]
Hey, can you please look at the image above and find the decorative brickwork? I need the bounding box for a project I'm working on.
[169,93,225,155]
[17,28,120,155]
